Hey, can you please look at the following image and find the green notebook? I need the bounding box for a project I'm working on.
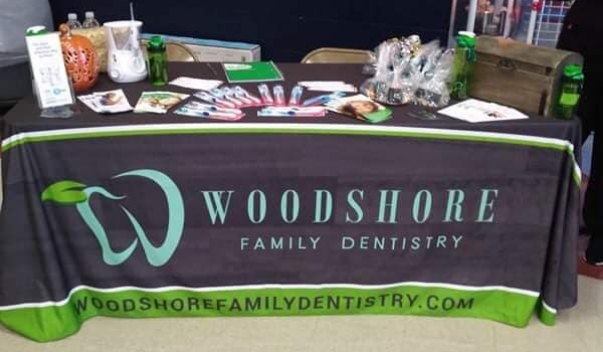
[222,61,284,83]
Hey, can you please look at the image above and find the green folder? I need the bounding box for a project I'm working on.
[222,61,284,83]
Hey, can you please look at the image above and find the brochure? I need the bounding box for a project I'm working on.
[26,31,74,108]
[327,94,392,124]
[134,91,190,114]
[222,61,284,83]
[77,89,133,114]
[438,99,529,123]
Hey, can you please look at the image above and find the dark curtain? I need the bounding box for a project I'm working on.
[48,0,453,61]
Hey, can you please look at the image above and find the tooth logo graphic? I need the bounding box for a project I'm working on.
[41,169,185,267]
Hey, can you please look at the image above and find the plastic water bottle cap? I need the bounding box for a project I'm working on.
[26,26,47,36]
[67,13,77,20]
[85,11,94,19]
[564,64,584,80]
[458,31,476,38]
[148,35,166,51]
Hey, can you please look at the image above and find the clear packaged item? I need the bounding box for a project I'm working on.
[258,106,326,117]
[289,86,304,106]
[258,84,274,106]
[184,101,243,115]
[194,91,236,109]
[415,49,455,108]
[175,101,244,121]
[221,87,248,107]
[210,87,244,107]
[302,92,347,107]
[361,35,456,108]
[234,86,262,106]
[273,85,286,106]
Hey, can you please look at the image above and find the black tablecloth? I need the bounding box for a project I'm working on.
[0,63,582,342]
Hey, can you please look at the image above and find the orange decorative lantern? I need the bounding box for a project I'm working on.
[59,23,100,93]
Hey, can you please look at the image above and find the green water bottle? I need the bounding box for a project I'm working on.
[451,31,477,100]
[557,64,584,120]
[147,36,168,86]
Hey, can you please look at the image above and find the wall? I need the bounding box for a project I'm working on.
[48,0,453,61]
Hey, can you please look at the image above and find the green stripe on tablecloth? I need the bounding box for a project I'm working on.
[0,284,539,342]
[1,124,582,185]
[537,301,558,326]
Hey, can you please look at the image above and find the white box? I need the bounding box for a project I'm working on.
[142,33,261,62]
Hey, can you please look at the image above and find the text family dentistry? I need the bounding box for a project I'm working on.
[197,187,500,253]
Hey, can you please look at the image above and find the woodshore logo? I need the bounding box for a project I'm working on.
[41,169,185,267]
[42,168,501,267]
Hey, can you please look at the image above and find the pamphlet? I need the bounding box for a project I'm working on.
[25,31,74,109]
[438,99,529,123]
[222,61,284,83]
[134,91,190,114]
[169,77,223,91]
[78,89,133,114]
[327,94,392,123]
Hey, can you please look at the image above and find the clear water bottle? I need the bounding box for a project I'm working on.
[66,13,82,29]
[82,11,100,28]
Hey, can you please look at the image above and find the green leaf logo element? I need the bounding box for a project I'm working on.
[41,180,88,205]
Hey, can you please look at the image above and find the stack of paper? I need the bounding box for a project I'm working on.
[438,99,529,123]
[298,81,357,93]
[169,77,223,91]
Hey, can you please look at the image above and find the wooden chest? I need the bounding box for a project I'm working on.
[469,36,583,117]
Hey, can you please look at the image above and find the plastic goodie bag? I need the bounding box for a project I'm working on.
[361,35,454,109]
[415,48,455,108]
